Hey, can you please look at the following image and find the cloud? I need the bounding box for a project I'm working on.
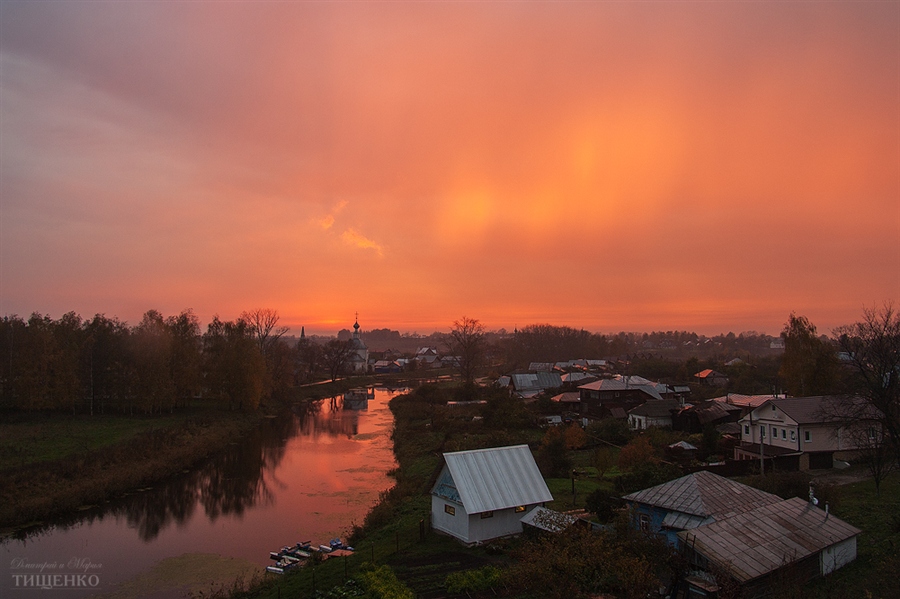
[315,200,349,230]
[341,228,384,257]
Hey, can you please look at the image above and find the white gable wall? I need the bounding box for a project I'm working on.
[431,496,469,542]
[431,496,536,544]
[820,537,857,575]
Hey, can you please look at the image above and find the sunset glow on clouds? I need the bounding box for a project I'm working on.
[1,2,897,335]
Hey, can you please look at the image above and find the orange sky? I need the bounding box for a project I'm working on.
[1,2,898,336]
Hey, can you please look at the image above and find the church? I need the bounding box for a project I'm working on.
[347,315,369,374]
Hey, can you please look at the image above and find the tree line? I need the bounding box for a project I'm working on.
[0,308,302,414]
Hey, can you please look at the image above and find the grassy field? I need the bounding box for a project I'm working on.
[801,473,900,599]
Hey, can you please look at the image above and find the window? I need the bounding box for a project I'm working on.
[804,431,811,443]
[869,427,876,440]
[772,426,778,438]
[760,426,765,439]
[782,429,787,440]
[515,506,526,513]
[444,504,455,516]
[639,513,650,532]
[480,511,494,519]
[744,425,750,435]
[791,430,796,441]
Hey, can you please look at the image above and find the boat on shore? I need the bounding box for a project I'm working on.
[266,539,353,573]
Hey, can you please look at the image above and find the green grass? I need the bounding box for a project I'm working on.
[0,404,242,471]
[803,473,900,598]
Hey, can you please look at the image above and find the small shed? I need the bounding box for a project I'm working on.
[431,445,553,545]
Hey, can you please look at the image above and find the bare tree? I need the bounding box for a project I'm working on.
[321,339,352,382]
[446,316,486,392]
[835,304,900,459]
[240,308,290,355]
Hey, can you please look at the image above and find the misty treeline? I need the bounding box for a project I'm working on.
[0,308,298,414]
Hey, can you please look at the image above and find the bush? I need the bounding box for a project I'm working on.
[585,487,619,523]
[445,566,502,594]
[586,418,633,447]
[359,564,415,599]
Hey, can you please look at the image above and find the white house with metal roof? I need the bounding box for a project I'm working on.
[430,445,553,545]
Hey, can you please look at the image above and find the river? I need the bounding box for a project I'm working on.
[2,387,403,598]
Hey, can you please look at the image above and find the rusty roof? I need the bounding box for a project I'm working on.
[622,471,782,521]
[678,497,861,583]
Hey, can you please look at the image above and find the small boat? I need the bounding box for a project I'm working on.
[265,556,300,574]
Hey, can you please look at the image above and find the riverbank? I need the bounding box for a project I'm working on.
[0,406,262,532]
[0,371,449,535]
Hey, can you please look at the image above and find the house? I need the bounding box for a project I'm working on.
[372,360,401,374]
[673,400,743,434]
[578,377,663,418]
[550,391,581,408]
[430,445,553,545]
[679,497,861,599]
[510,372,563,399]
[694,369,728,386]
[627,399,681,430]
[733,396,874,470]
[621,471,782,546]
[715,393,784,414]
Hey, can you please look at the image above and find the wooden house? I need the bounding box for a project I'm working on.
[430,445,553,545]
[621,471,782,546]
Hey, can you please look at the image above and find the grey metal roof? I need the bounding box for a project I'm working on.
[622,471,782,521]
[679,497,861,583]
[435,445,553,514]
[511,372,562,391]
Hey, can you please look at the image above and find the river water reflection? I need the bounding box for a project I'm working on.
[2,388,403,598]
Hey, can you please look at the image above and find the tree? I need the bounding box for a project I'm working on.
[617,437,657,472]
[240,308,292,399]
[321,338,352,382]
[203,317,265,411]
[166,310,202,408]
[592,447,616,479]
[296,337,321,383]
[446,316,485,395]
[833,304,900,480]
[779,313,842,396]
[536,426,573,478]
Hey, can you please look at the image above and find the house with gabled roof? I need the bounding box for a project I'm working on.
[578,377,663,418]
[694,369,728,386]
[627,399,681,430]
[430,445,553,545]
[679,497,861,598]
[622,470,783,546]
[734,395,875,470]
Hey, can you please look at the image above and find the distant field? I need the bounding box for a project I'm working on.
[0,410,212,471]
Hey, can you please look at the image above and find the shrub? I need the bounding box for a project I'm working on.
[359,564,414,599]
[445,566,502,594]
